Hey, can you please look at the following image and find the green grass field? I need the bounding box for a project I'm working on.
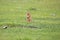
[0,0,60,40]
[0,27,60,40]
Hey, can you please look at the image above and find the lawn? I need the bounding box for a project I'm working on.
[0,0,60,40]
[0,27,60,40]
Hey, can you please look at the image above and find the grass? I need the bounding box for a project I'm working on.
[0,27,60,40]
[0,0,60,40]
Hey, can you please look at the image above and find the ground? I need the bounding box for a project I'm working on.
[0,0,60,40]
[0,27,60,40]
